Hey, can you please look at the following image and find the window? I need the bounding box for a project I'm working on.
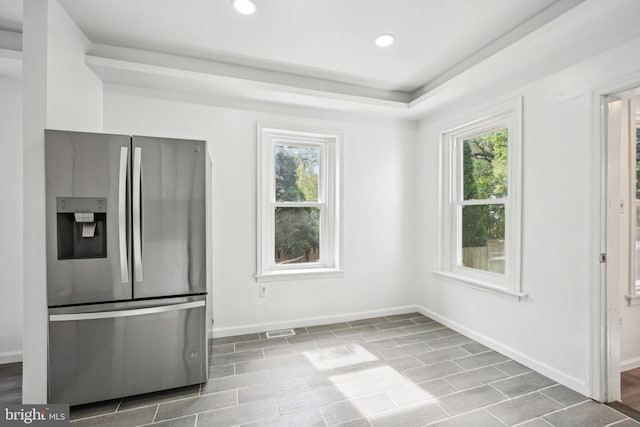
[631,108,640,294]
[257,125,342,281]
[435,98,524,299]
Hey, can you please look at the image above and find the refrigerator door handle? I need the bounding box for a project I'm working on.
[133,146,144,283]
[49,300,205,322]
[118,146,129,284]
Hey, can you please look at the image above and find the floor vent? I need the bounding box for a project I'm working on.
[265,329,295,339]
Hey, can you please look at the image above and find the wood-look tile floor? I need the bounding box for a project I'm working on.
[2,313,639,426]
[621,368,640,414]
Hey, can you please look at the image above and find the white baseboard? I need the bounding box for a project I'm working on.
[0,350,22,364]
[209,305,420,339]
[416,306,590,397]
[621,356,640,372]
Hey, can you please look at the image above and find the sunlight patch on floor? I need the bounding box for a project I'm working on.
[303,344,379,370]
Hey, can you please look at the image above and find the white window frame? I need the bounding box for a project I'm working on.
[434,97,525,300]
[628,103,640,297]
[256,124,343,282]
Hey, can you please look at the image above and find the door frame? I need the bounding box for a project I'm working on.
[591,71,640,402]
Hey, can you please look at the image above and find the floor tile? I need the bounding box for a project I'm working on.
[386,383,440,407]
[344,370,408,397]
[211,334,260,345]
[154,390,237,421]
[385,313,424,321]
[415,378,458,398]
[460,342,491,354]
[201,370,270,395]
[4,315,640,427]
[438,385,507,416]
[333,324,379,338]
[427,335,474,350]
[514,419,553,427]
[403,323,446,334]
[334,419,371,427]
[196,399,280,427]
[392,331,439,346]
[119,385,201,411]
[362,328,409,342]
[363,355,424,373]
[314,335,367,349]
[70,406,157,427]
[320,393,396,425]
[443,366,508,390]
[428,409,504,427]
[348,317,390,327]
[374,319,418,331]
[543,401,626,427]
[306,322,351,333]
[486,392,562,426]
[453,351,508,370]
[263,341,317,358]
[490,371,556,398]
[380,343,431,360]
[433,328,460,338]
[416,347,471,366]
[493,360,531,376]
[143,415,197,427]
[209,364,235,379]
[235,337,289,352]
[242,408,325,427]
[413,316,436,324]
[210,349,264,366]
[368,401,448,427]
[71,399,121,420]
[235,353,312,374]
[359,339,400,353]
[403,361,464,383]
[210,343,235,355]
[277,384,347,414]
[608,419,640,426]
[540,384,589,406]
[286,331,336,345]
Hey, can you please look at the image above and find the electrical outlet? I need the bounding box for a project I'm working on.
[259,284,268,297]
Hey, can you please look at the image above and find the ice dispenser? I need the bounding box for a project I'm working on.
[56,197,107,259]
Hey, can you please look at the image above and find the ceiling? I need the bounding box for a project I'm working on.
[1,0,582,95]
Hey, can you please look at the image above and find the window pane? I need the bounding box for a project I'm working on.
[461,204,505,274]
[275,207,320,264]
[463,129,508,200]
[275,145,320,202]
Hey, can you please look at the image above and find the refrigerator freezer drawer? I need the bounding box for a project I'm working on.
[48,300,207,406]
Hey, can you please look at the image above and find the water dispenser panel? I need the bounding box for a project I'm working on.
[56,197,107,260]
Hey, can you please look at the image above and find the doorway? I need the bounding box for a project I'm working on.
[604,88,640,415]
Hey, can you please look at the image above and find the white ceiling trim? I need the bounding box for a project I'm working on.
[411,0,586,100]
[89,44,412,105]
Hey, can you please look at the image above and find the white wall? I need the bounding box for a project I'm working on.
[22,0,102,403]
[103,90,418,335]
[416,35,640,396]
[45,0,102,131]
[0,76,23,363]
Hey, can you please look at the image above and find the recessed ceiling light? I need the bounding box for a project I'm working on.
[375,34,395,48]
[232,0,256,15]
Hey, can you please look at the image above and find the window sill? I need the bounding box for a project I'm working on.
[625,294,640,306]
[256,268,344,282]
[432,270,528,301]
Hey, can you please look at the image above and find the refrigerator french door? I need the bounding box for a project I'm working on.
[45,130,208,405]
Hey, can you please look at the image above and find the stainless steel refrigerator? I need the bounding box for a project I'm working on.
[44,129,208,406]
